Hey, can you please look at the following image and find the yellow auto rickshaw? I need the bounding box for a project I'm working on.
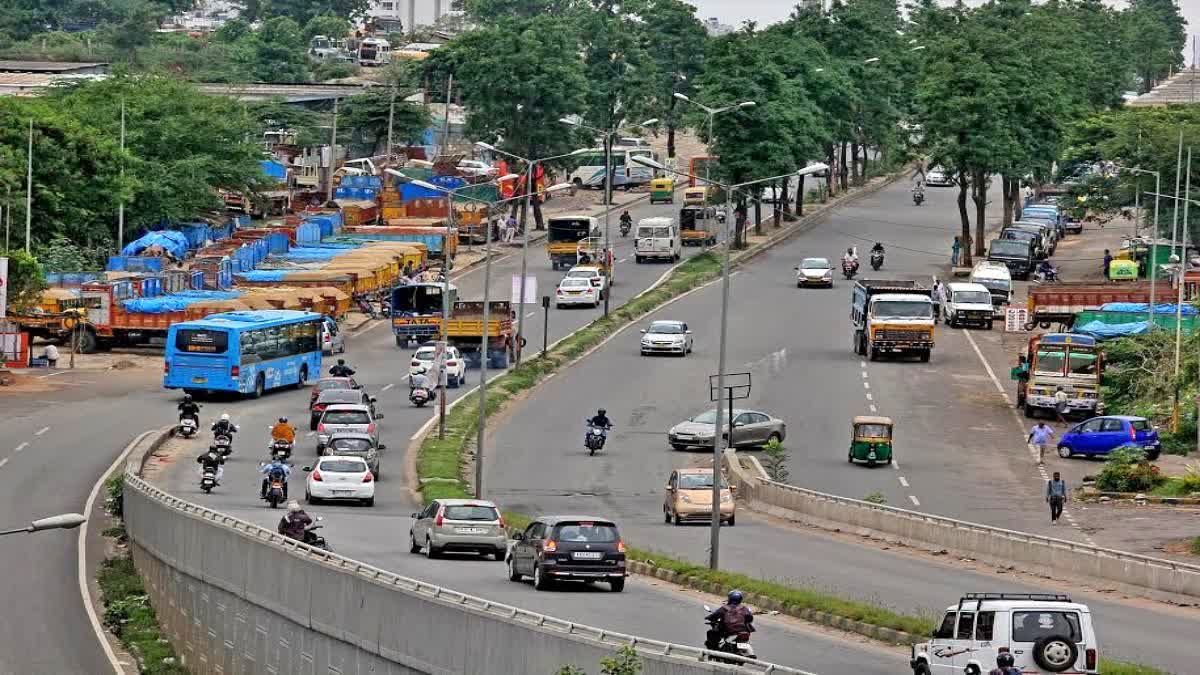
[1107,259,1139,280]
[683,186,709,206]
[650,177,675,204]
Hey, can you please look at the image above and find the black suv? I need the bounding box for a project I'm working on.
[506,515,627,592]
[987,238,1034,280]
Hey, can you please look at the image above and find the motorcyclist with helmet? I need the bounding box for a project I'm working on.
[195,445,225,484]
[987,649,1020,675]
[211,413,238,437]
[277,501,312,541]
[841,247,859,274]
[177,394,200,424]
[329,359,355,377]
[260,456,291,500]
[270,417,296,444]
[705,590,755,648]
[619,210,633,235]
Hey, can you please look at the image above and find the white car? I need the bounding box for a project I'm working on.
[556,277,600,308]
[564,265,607,296]
[795,257,834,288]
[304,455,375,506]
[640,319,693,356]
[911,592,1099,675]
[925,167,955,187]
[457,160,498,178]
[940,281,995,329]
[409,344,466,387]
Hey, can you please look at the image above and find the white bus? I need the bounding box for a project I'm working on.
[358,38,392,66]
[568,146,660,190]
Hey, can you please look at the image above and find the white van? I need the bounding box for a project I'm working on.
[969,261,1014,319]
[911,592,1099,675]
[634,217,681,263]
[941,282,996,329]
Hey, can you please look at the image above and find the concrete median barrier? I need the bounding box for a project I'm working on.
[725,450,1200,604]
[121,429,816,675]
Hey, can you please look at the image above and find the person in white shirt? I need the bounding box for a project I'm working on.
[42,344,59,368]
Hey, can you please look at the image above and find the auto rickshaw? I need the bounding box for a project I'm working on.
[650,177,675,204]
[1107,258,1139,280]
[848,415,894,466]
[683,186,709,206]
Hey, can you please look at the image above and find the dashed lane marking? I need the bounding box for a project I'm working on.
[863,382,870,390]
[381,383,395,392]
[0,458,8,469]
[909,495,921,507]
[869,404,878,413]
[34,427,49,436]
[864,392,873,401]
[898,476,910,488]
[14,442,28,452]
[525,311,536,318]
[861,371,868,379]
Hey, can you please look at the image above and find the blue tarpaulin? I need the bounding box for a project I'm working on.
[236,271,290,282]
[121,231,189,259]
[1074,320,1151,340]
[1100,302,1198,315]
[277,247,351,261]
[260,160,287,181]
[121,290,243,314]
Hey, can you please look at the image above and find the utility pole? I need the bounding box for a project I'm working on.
[386,88,396,163]
[515,159,533,366]
[1173,147,1192,432]
[602,132,612,316]
[441,75,453,155]
[475,202,493,498]
[117,98,126,251]
[25,118,33,253]
[326,98,340,204]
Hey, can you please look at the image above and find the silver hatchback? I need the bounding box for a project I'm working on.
[316,403,381,452]
[409,499,507,560]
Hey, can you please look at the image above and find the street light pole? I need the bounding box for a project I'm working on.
[0,513,86,537]
[1118,166,1162,326]
[25,118,33,253]
[117,98,126,252]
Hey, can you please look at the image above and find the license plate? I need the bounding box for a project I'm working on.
[191,377,207,384]
[456,527,486,534]
[333,490,352,496]
[572,551,603,560]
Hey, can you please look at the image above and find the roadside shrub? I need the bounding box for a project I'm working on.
[863,491,887,504]
[1096,446,1165,492]
[761,438,789,482]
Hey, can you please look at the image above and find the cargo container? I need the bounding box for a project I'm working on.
[1026,281,1153,328]
[335,199,380,227]
[341,225,457,258]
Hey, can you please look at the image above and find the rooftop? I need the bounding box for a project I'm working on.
[0,60,109,73]
[0,71,108,97]
[1128,68,1200,107]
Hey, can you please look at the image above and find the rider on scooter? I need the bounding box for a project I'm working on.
[329,359,355,378]
[196,446,225,484]
[705,590,755,647]
[586,408,613,444]
[178,394,200,424]
[619,210,632,233]
[211,413,238,437]
[260,457,290,500]
[841,247,859,273]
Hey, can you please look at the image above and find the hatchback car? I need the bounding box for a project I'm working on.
[506,515,626,592]
[309,376,360,409]
[320,316,345,355]
[409,344,466,387]
[556,277,601,308]
[663,468,735,526]
[316,403,381,452]
[409,499,507,560]
[303,455,375,506]
[1058,415,1160,460]
[323,432,384,477]
[564,265,608,296]
[668,408,786,450]
[640,320,693,356]
[795,257,834,288]
[311,388,376,430]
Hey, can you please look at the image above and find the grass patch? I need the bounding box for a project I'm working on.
[97,555,187,674]
[416,252,722,501]
[1191,536,1200,556]
[1099,658,1167,675]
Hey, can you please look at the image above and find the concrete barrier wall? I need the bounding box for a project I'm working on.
[124,465,814,675]
[725,450,1200,603]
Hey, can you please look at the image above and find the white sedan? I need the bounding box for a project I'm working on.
[564,265,607,296]
[556,277,601,308]
[409,344,466,387]
[304,455,375,506]
[795,257,834,288]
[925,167,955,187]
[457,160,498,178]
[640,320,693,356]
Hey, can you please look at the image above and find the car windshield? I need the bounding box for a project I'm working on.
[322,411,370,425]
[953,290,993,304]
[329,438,373,452]
[639,226,670,237]
[1130,419,1151,431]
[316,379,351,391]
[414,350,435,361]
[319,459,367,473]
[855,423,891,438]
[566,270,596,278]
[552,522,619,542]
[990,240,1030,256]
[443,505,500,521]
[801,258,830,269]
[973,278,1011,293]
[1002,230,1037,242]
[1068,350,1098,375]
[678,473,726,489]
[1035,346,1066,375]
[691,410,719,424]
[872,300,933,320]
[319,390,360,404]
[649,322,685,334]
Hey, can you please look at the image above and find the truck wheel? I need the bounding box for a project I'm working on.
[1024,403,1036,418]
[919,350,930,363]
[868,344,879,361]
[75,329,98,354]
[395,336,406,348]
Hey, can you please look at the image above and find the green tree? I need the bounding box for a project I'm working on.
[342,91,431,155]
[303,14,351,41]
[1125,0,1186,93]
[35,235,108,271]
[556,645,643,675]
[245,16,310,82]
[0,249,48,313]
[626,0,707,160]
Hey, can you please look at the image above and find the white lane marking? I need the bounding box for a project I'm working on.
[411,413,439,440]
[864,392,873,401]
[356,319,389,336]
[0,458,8,469]
[891,460,900,471]
[618,257,631,263]
[863,382,870,390]
[898,476,910,488]
[909,495,921,507]
[381,383,395,392]
[14,442,29,452]
[861,371,868,379]
[860,361,866,368]
[525,311,536,318]
[869,404,878,413]
[36,370,71,379]
[34,426,49,436]
[305,431,315,438]
[962,329,1010,402]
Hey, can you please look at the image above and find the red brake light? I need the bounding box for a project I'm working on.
[498,514,506,529]
[163,363,169,374]
[543,540,557,552]
[557,289,564,295]
[362,472,374,482]
[617,540,626,553]
[314,404,326,411]
[317,423,325,433]
[1086,648,1096,670]
[1130,425,1137,441]
[367,422,376,434]
[231,365,239,377]
[411,360,420,367]
[435,507,443,527]
[312,469,323,482]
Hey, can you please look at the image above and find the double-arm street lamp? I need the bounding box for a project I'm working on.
[558,117,659,317]
[474,143,594,363]
[0,513,86,537]
[1114,166,1162,326]
[634,155,829,570]
[399,177,573,498]
[672,94,755,188]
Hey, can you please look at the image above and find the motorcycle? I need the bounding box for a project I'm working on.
[303,517,331,551]
[269,438,293,461]
[213,433,233,457]
[260,462,288,508]
[870,251,884,271]
[619,219,632,237]
[355,296,379,319]
[1033,264,1060,283]
[841,260,859,280]
[584,420,610,456]
[199,468,218,494]
[178,415,199,438]
[410,386,431,408]
[912,189,925,206]
[703,606,757,663]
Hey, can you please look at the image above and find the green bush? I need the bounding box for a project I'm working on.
[1095,446,1165,492]
[97,557,187,674]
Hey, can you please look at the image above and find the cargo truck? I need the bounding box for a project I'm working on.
[851,279,936,362]
[390,282,512,368]
[1025,281,1153,329]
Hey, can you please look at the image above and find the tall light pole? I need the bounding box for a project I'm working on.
[635,156,829,570]
[117,98,126,252]
[474,143,591,362]
[0,513,86,537]
[25,118,33,253]
[672,93,755,188]
[558,117,659,317]
[1117,165,1161,326]
[326,98,340,204]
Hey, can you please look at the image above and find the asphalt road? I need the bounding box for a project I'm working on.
[145,192,901,673]
[481,178,1200,673]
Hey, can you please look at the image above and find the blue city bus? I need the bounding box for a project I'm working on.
[164,310,324,397]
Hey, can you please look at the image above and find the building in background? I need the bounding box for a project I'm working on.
[702,17,733,36]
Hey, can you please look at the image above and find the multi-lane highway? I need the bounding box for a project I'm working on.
[482,179,1200,673]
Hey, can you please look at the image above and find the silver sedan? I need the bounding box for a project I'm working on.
[640,320,693,356]
[668,408,786,450]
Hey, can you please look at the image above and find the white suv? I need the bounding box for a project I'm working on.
[941,282,996,329]
[410,344,466,388]
[911,593,1099,675]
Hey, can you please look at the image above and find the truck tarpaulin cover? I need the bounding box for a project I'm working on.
[1100,302,1199,315]
[1074,321,1152,340]
[120,231,189,259]
[121,290,243,313]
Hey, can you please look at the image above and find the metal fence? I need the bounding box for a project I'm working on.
[123,459,817,675]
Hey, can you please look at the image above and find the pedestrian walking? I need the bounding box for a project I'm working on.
[1027,421,1055,465]
[1102,249,1113,279]
[503,215,517,243]
[1046,471,1067,524]
[951,236,962,267]
[1053,386,1070,424]
[42,343,59,369]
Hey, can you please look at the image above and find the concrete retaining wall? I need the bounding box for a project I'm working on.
[725,450,1200,604]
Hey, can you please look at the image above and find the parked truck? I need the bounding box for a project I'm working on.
[1025,281,1153,330]
[390,282,513,368]
[851,279,936,362]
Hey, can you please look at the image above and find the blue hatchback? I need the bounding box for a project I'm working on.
[1057,415,1160,460]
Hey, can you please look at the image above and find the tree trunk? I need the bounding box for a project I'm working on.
[753,197,762,237]
[956,170,973,268]
[850,142,861,186]
[825,144,836,196]
[667,124,676,160]
[1000,175,1013,227]
[972,169,989,257]
[780,177,792,217]
[839,143,849,192]
[734,198,746,249]
[796,173,805,216]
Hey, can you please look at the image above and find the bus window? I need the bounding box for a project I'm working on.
[1068,349,1098,375]
[1034,346,1066,375]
